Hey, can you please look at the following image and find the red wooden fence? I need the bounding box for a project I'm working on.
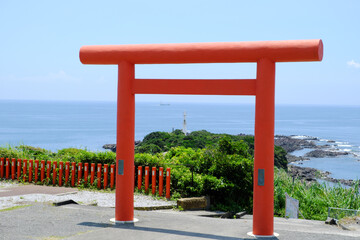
[0,158,171,197]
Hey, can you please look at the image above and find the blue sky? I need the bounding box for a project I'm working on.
[0,0,359,105]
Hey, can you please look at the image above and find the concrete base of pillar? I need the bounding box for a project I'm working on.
[110,218,139,224]
[247,232,279,238]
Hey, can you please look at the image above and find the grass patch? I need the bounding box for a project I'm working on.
[274,168,360,220]
[40,230,93,240]
[0,204,32,212]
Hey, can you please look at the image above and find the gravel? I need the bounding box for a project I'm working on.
[0,182,176,210]
[0,182,18,188]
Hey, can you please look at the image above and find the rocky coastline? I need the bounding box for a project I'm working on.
[274,135,319,152]
[287,165,355,186]
[275,135,356,186]
[304,149,349,158]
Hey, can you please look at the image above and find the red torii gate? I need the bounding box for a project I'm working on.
[79,39,323,236]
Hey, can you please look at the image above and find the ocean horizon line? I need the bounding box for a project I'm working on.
[0,98,359,107]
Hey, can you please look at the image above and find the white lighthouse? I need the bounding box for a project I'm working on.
[182,111,188,135]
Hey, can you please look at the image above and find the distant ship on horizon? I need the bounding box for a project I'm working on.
[160,102,170,106]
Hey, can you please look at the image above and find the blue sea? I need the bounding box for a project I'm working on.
[1,100,360,180]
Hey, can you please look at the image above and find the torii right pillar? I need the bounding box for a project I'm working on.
[253,58,276,235]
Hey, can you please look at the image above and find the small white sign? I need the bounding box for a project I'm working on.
[285,193,299,219]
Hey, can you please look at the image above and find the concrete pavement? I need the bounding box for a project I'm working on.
[0,203,359,240]
[0,184,78,197]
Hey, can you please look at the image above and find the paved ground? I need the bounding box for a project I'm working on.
[0,184,78,197]
[0,182,176,210]
[0,203,359,240]
[1,183,359,240]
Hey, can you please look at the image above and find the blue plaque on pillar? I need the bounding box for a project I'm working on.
[118,160,124,175]
[258,169,265,186]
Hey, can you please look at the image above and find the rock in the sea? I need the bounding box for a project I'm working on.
[286,154,310,163]
[274,136,317,152]
[103,144,116,152]
[325,177,354,186]
[288,165,354,186]
[304,150,349,158]
[288,165,323,182]
[103,141,142,152]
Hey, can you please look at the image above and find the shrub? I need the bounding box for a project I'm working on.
[0,145,24,160]
[135,130,287,170]
[136,144,162,154]
[153,137,255,212]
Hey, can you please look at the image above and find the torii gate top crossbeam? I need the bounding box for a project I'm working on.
[80,39,323,65]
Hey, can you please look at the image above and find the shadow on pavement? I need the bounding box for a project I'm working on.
[78,221,279,240]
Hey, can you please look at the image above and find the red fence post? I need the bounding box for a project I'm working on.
[34,160,39,183]
[40,160,45,182]
[90,163,95,185]
[144,166,149,193]
[29,160,33,183]
[11,158,16,180]
[0,157,4,179]
[46,160,51,180]
[97,163,102,189]
[52,161,57,185]
[137,166,142,190]
[104,164,108,189]
[5,158,10,179]
[159,167,164,197]
[84,163,89,184]
[65,162,70,185]
[110,164,115,189]
[17,159,21,181]
[152,167,156,195]
[166,168,171,199]
[145,166,149,193]
[59,161,63,187]
[71,162,76,187]
[78,162,83,185]
[23,159,27,182]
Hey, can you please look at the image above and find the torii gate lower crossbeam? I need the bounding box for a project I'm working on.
[79,39,323,236]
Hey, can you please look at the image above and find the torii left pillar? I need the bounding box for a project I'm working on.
[114,61,136,223]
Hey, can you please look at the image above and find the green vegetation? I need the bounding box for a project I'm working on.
[274,168,360,220]
[136,129,253,152]
[136,138,254,212]
[56,148,115,165]
[0,144,116,165]
[0,204,32,212]
[1,130,359,220]
[136,130,287,170]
